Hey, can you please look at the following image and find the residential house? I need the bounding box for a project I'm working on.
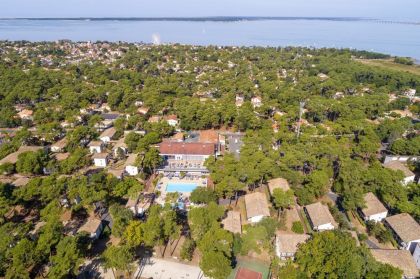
[51,137,67,153]
[359,192,388,222]
[148,115,161,123]
[17,109,33,121]
[267,177,290,196]
[12,177,30,187]
[125,194,153,216]
[0,146,43,166]
[138,107,150,115]
[77,216,104,240]
[157,142,216,174]
[318,73,329,81]
[244,192,270,223]
[235,94,244,107]
[404,89,416,99]
[251,96,262,108]
[413,243,420,269]
[125,154,138,176]
[113,137,128,157]
[88,141,104,154]
[54,152,70,162]
[99,127,116,144]
[384,155,419,164]
[385,213,420,253]
[93,153,109,168]
[107,168,124,179]
[275,232,310,260]
[383,161,415,185]
[370,249,419,279]
[222,211,242,234]
[305,202,337,231]
[164,114,179,127]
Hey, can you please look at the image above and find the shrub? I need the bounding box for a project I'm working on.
[291,221,304,234]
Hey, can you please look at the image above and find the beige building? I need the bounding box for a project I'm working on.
[275,232,310,260]
[244,192,270,223]
[370,249,419,279]
[305,202,337,231]
[222,211,242,234]
[360,192,388,222]
[385,213,420,253]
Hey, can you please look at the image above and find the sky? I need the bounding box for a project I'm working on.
[0,0,419,20]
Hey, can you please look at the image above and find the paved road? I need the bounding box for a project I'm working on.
[225,133,244,159]
[134,257,208,279]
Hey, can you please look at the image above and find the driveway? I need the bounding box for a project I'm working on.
[134,257,208,279]
[224,132,244,159]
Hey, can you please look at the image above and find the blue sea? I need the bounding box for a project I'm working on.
[1,18,420,59]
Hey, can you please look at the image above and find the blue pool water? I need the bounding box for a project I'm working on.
[166,182,198,193]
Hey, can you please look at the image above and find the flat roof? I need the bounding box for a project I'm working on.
[305,202,336,228]
[244,192,270,219]
[385,213,420,243]
[361,192,387,217]
[370,249,419,278]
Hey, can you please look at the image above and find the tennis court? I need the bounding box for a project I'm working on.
[228,260,270,279]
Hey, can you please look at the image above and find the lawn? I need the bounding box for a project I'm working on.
[228,259,270,279]
[355,59,420,76]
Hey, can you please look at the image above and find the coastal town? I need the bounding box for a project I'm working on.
[0,40,419,279]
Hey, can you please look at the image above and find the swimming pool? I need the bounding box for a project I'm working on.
[166,182,198,193]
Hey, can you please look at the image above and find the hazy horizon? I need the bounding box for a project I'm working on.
[1,0,419,21]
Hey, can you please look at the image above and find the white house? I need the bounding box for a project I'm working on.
[305,202,337,231]
[383,161,415,185]
[235,94,244,107]
[88,141,104,154]
[99,127,116,144]
[251,96,262,108]
[51,137,67,153]
[77,217,104,239]
[113,137,128,157]
[164,115,179,127]
[360,192,388,222]
[244,192,270,223]
[125,194,152,217]
[385,213,420,253]
[276,232,310,260]
[413,243,420,269]
[93,153,109,168]
[125,154,138,176]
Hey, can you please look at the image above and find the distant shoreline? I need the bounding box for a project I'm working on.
[0,17,418,25]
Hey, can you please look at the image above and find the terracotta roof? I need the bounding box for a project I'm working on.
[383,161,415,177]
[370,249,419,278]
[0,146,43,165]
[305,202,336,228]
[361,192,387,217]
[268,178,290,194]
[148,115,161,123]
[99,127,116,139]
[164,114,178,121]
[222,211,242,234]
[199,130,219,144]
[158,142,216,156]
[276,232,310,254]
[107,168,124,177]
[244,192,270,219]
[385,213,420,243]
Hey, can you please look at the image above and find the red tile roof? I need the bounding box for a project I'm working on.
[159,142,215,155]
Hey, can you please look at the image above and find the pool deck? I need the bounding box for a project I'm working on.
[155,176,207,205]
